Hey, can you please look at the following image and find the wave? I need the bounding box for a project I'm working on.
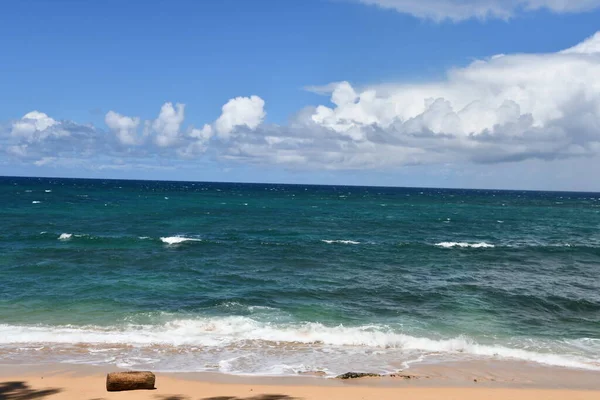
[58,233,72,240]
[322,240,360,245]
[435,242,495,248]
[432,241,600,250]
[24,233,600,252]
[32,201,41,204]
[160,236,202,245]
[38,233,203,246]
[50,233,200,245]
[0,318,598,371]
[57,233,92,241]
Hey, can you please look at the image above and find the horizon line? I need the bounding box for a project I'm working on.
[1,174,598,195]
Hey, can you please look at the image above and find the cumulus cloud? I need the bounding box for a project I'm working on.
[2,112,99,162]
[11,111,67,142]
[562,31,600,54]
[105,111,141,145]
[104,102,216,153]
[222,31,600,168]
[356,0,600,21]
[4,32,600,174]
[178,124,214,158]
[215,95,266,139]
[153,102,185,147]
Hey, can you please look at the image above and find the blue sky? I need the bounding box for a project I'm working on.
[2,0,600,190]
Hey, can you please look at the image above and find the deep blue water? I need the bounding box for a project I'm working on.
[0,176,599,375]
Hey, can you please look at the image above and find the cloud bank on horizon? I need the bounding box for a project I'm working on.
[356,0,600,21]
[3,32,600,172]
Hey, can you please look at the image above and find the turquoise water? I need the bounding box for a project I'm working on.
[1,176,599,375]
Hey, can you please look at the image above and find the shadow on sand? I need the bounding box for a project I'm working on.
[0,381,62,400]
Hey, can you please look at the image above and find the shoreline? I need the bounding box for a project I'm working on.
[1,362,600,400]
[2,359,599,388]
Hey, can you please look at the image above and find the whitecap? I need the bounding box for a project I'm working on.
[435,242,495,248]
[32,201,41,204]
[322,240,360,245]
[160,236,202,245]
[58,233,72,240]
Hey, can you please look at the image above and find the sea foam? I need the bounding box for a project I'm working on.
[58,233,72,240]
[0,318,597,371]
[160,236,202,245]
[435,242,495,248]
[322,240,361,245]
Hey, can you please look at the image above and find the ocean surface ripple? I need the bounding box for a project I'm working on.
[0,177,599,375]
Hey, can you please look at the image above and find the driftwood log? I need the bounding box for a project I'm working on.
[106,371,156,391]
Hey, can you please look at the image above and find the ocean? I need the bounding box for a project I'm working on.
[1,176,599,376]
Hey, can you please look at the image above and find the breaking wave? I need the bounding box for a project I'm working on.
[435,242,495,248]
[0,317,598,372]
[160,236,202,245]
[322,240,361,245]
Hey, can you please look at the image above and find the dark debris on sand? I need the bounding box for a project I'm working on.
[336,372,421,380]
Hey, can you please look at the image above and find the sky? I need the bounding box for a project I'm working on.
[2,0,600,191]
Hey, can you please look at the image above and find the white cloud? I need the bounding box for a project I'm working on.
[2,112,98,160]
[105,102,211,152]
[357,0,600,21]
[309,32,600,139]
[11,111,67,142]
[105,111,141,145]
[223,31,600,168]
[178,124,214,157]
[561,31,600,54]
[189,124,213,141]
[215,95,266,139]
[153,102,185,147]
[5,32,600,177]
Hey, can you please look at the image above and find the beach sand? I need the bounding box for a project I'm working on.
[1,362,599,400]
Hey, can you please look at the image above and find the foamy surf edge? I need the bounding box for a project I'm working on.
[1,318,598,372]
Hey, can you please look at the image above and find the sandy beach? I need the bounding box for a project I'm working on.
[1,362,599,400]
[4,0,600,395]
